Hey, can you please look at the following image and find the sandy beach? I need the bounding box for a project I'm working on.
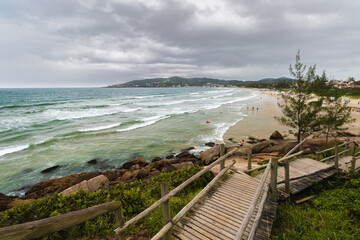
[223,91,291,146]
[223,89,360,146]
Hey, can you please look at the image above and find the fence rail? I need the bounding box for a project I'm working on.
[0,201,123,240]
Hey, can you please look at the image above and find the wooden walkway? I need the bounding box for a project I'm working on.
[172,157,344,240]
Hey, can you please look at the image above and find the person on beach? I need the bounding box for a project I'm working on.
[237,139,244,148]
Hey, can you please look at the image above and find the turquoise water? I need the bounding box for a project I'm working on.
[0,88,257,195]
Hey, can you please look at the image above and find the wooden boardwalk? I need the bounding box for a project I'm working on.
[172,157,344,240]
[172,171,266,240]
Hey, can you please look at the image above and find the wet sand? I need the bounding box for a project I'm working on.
[223,91,291,146]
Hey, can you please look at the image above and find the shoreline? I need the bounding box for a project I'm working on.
[223,90,292,146]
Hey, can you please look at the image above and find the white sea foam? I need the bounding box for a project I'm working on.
[0,145,29,157]
[117,115,169,132]
[79,123,122,132]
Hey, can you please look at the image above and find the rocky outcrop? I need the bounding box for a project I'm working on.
[200,144,221,165]
[60,175,109,196]
[270,130,284,140]
[0,193,16,211]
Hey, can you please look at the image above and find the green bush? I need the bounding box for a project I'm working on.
[0,166,214,239]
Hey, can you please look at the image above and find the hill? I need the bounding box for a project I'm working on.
[106,76,294,88]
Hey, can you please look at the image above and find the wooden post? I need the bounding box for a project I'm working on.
[351,144,356,173]
[316,152,320,161]
[284,159,290,195]
[247,148,252,170]
[334,143,339,170]
[160,182,171,240]
[270,158,278,201]
[344,142,349,156]
[115,204,126,240]
[220,144,225,171]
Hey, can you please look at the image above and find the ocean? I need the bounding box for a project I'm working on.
[0,87,258,195]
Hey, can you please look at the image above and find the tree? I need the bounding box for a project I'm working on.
[275,50,323,143]
[320,98,354,144]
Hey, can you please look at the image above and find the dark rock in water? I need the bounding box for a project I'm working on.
[122,157,148,170]
[0,192,16,211]
[270,130,284,140]
[205,142,215,147]
[22,168,33,174]
[246,140,257,144]
[259,139,266,142]
[248,136,257,141]
[87,159,99,165]
[165,154,174,159]
[13,185,31,192]
[41,165,60,174]
[182,147,195,151]
[176,151,197,159]
[151,157,162,163]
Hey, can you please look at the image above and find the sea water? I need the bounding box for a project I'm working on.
[0,87,258,195]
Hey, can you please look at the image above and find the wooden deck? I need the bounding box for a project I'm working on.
[172,157,343,240]
[172,171,266,240]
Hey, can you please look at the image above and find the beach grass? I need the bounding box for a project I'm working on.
[271,172,360,240]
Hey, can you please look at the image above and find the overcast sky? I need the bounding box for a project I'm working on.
[0,0,359,87]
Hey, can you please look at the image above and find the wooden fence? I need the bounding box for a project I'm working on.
[316,140,357,169]
[0,201,123,240]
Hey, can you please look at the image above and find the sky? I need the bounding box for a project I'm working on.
[0,0,359,88]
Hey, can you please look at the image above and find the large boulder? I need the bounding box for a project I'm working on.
[60,175,109,196]
[250,140,276,154]
[41,165,60,174]
[122,157,148,170]
[200,144,221,165]
[270,131,284,140]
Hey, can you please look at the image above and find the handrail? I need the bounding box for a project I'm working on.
[0,201,122,240]
[316,140,355,162]
[235,159,272,240]
[151,160,236,240]
[244,149,306,175]
[114,147,239,236]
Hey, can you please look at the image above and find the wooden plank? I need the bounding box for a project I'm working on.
[189,209,239,232]
[178,216,222,240]
[182,214,236,239]
[173,225,207,240]
[172,227,195,240]
[0,201,122,240]
[192,204,242,227]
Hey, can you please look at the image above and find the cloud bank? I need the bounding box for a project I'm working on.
[0,0,359,87]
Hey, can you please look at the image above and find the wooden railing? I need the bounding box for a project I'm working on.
[316,141,357,169]
[114,147,239,240]
[0,201,123,240]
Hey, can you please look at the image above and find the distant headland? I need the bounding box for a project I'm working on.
[105,76,294,88]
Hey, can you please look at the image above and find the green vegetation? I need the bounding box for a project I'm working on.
[272,172,360,239]
[338,88,360,99]
[0,166,213,239]
[276,51,354,143]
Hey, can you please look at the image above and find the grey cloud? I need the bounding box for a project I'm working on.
[0,0,359,87]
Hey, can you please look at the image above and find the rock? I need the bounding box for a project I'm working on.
[205,142,215,147]
[130,164,140,171]
[228,138,237,143]
[162,165,177,173]
[60,175,109,196]
[122,157,148,170]
[165,154,174,159]
[87,159,98,165]
[336,131,357,137]
[120,171,132,182]
[246,140,257,144]
[134,168,149,180]
[70,172,102,186]
[200,144,221,165]
[248,136,258,141]
[270,131,284,140]
[8,198,34,209]
[182,147,195,151]
[250,140,276,154]
[176,151,197,159]
[151,157,162,162]
[172,161,194,170]
[41,165,60,174]
[0,193,16,211]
